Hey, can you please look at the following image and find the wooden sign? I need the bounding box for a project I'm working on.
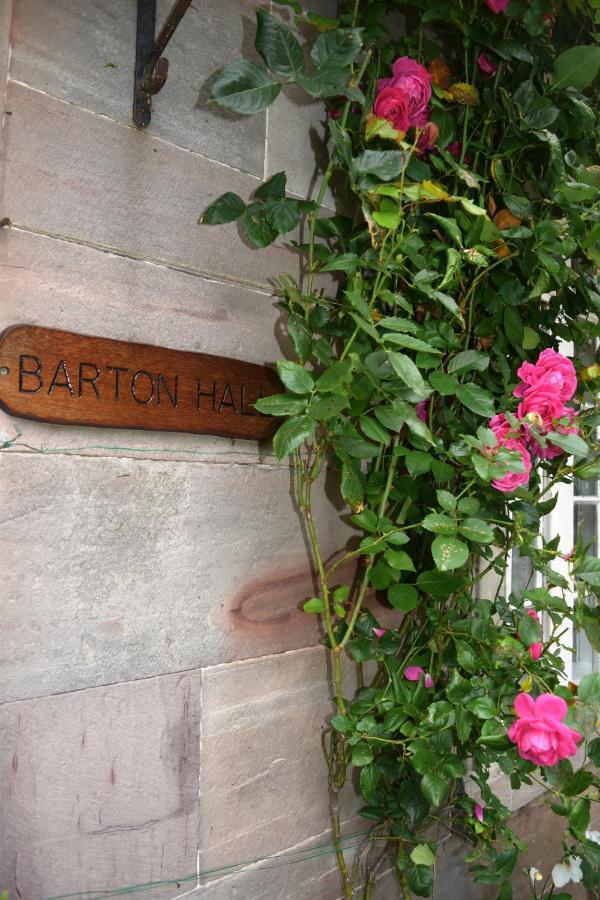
[0,325,281,441]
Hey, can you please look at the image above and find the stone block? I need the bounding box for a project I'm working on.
[0,227,287,464]
[0,453,357,700]
[9,0,267,175]
[0,82,294,291]
[0,670,201,899]
[198,647,364,872]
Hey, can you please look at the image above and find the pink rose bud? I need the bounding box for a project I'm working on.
[485,0,509,13]
[474,803,484,823]
[373,628,387,639]
[416,400,429,422]
[477,53,498,77]
[404,666,434,687]
[563,547,575,561]
[526,609,543,661]
[508,693,581,767]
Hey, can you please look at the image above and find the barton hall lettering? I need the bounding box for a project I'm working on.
[0,325,280,441]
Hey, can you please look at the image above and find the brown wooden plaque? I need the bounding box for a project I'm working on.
[0,325,281,441]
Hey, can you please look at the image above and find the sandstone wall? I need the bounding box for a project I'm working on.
[0,4,591,899]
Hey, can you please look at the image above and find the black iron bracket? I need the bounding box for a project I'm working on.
[133,0,193,127]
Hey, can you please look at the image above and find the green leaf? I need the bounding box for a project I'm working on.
[560,769,594,797]
[455,706,473,742]
[546,431,589,457]
[308,393,348,420]
[428,701,454,728]
[436,490,457,512]
[276,361,314,394]
[411,844,435,867]
[553,45,600,90]
[255,9,305,77]
[429,371,459,395]
[588,737,600,766]
[459,518,494,543]
[421,772,449,807]
[316,361,352,392]
[388,584,419,611]
[201,192,246,224]
[389,352,427,393]
[272,415,314,460]
[456,384,495,418]
[303,597,324,613]
[384,550,415,572]
[447,351,490,375]
[455,638,477,672]
[266,198,300,233]
[211,60,282,114]
[427,213,462,246]
[255,171,286,201]
[408,863,434,898]
[287,313,311,363]
[422,513,456,535]
[254,393,307,415]
[417,570,463,598]
[352,742,374,766]
[297,65,350,98]
[352,150,406,183]
[518,614,541,647]
[382,333,442,354]
[311,28,362,67]
[406,451,432,476]
[341,460,364,507]
[579,671,600,706]
[446,670,472,704]
[431,536,469,571]
[575,556,600,587]
[467,696,497,719]
[242,202,277,247]
[569,797,590,836]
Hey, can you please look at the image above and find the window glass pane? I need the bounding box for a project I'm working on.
[510,547,534,596]
[574,476,597,497]
[573,597,597,683]
[574,503,598,554]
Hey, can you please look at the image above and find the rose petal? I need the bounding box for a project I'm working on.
[534,694,568,722]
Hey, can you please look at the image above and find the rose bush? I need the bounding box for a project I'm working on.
[203,1,600,897]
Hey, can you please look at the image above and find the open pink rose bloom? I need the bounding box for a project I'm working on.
[484,349,579,492]
[508,693,581,767]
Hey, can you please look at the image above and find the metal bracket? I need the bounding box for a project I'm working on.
[133,0,193,127]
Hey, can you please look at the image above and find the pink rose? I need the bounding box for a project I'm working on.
[508,693,581,767]
[492,438,532,493]
[404,665,434,688]
[477,53,498,77]
[517,381,578,457]
[526,609,543,661]
[416,400,430,422]
[373,627,387,639]
[489,413,512,444]
[474,803,484,823]
[373,86,410,133]
[485,0,510,13]
[378,56,432,128]
[514,349,577,403]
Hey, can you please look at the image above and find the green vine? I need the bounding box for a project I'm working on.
[203,1,600,896]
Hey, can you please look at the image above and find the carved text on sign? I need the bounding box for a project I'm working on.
[0,325,281,441]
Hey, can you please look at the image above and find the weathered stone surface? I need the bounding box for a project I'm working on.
[0,453,357,700]
[0,227,287,463]
[198,647,364,871]
[9,0,267,175]
[0,670,201,899]
[0,82,295,290]
[0,0,11,126]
